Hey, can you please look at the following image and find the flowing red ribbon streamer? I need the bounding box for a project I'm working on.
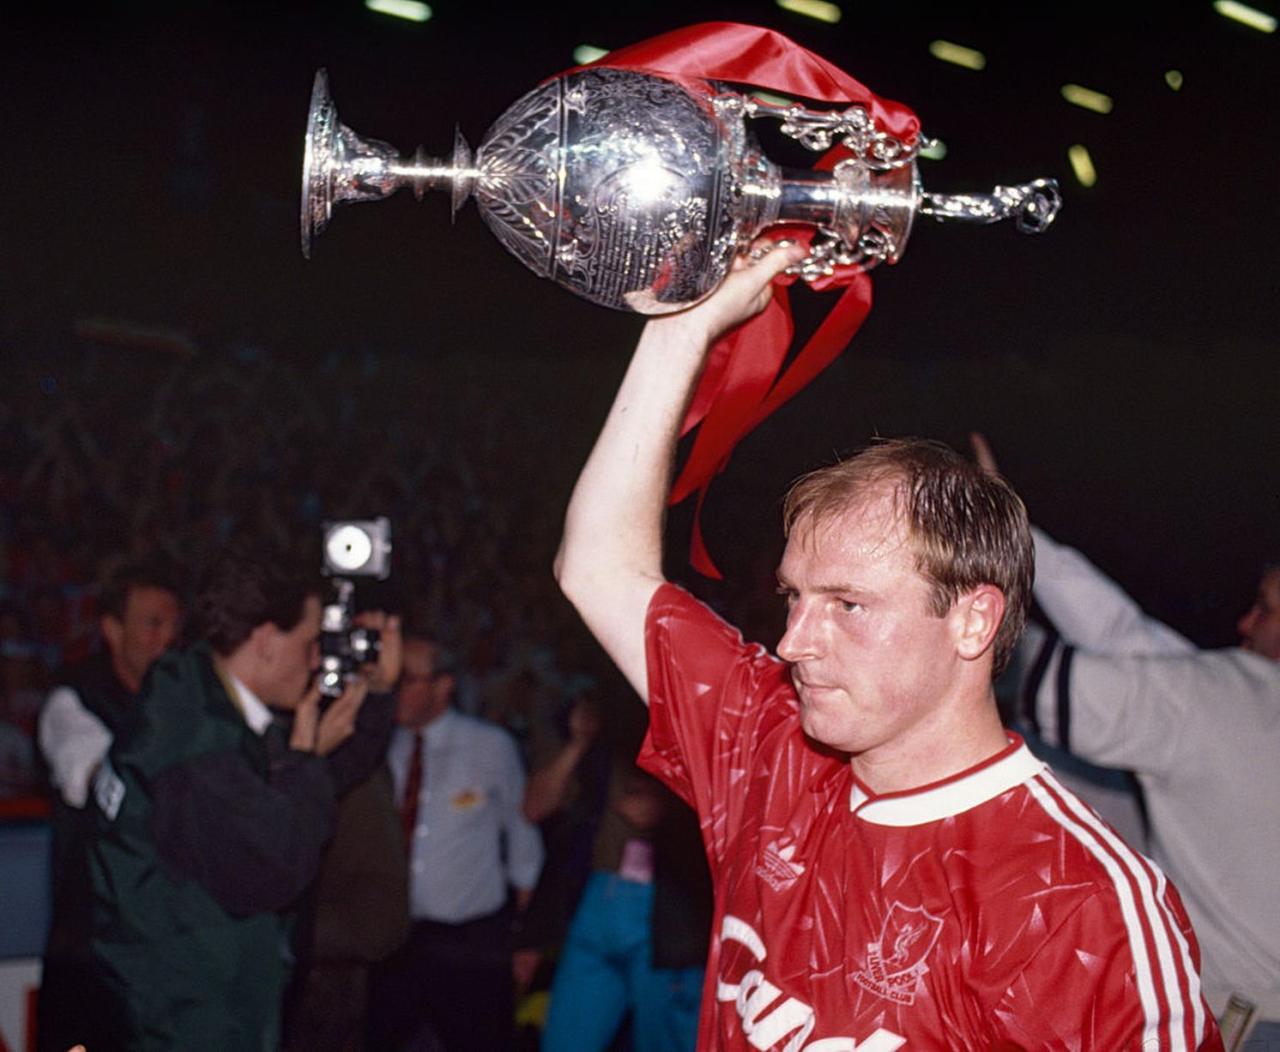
[578,23,918,577]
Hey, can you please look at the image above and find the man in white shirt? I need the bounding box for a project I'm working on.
[368,634,544,1052]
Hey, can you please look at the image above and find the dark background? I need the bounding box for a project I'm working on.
[3,1,1277,647]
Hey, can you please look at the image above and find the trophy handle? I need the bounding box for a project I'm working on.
[919,179,1061,233]
[778,175,1062,279]
[719,92,1060,278]
[739,94,922,169]
[711,94,924,278]
[301,69,476,258]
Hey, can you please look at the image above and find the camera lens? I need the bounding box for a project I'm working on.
[349,627,381,663]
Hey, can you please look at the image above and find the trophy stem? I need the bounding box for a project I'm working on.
[389,131,479,216]
[302,70,476,257]
[774,167,843,227]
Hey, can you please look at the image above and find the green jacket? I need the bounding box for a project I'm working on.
[89,644,335,1051]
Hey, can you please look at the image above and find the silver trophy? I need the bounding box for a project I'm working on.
[301,66,1061,314]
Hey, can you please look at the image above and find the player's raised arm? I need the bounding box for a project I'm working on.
[555,241,804,700]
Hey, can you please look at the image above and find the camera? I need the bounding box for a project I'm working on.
[318,517,391,698]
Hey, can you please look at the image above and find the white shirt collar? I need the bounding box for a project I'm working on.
[227,672,273,736]
[849,734,1043,827]
[400,707,457,743]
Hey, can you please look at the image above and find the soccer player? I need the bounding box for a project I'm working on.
[555,240,1221,1049]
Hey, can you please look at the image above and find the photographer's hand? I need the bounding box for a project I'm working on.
[313,677,370,757]
[289,684,324,753]
[358,611,403,693]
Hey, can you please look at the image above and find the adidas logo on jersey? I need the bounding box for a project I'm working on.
[756,838,806,891]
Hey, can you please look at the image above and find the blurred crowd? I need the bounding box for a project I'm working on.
[0,338,620,801]
[4,337,711,1050]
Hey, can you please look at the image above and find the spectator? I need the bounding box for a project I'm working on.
[282,763,409,1052]
[537,754,709,1052]
[36,561,181,1052]
[368,634,544,1052]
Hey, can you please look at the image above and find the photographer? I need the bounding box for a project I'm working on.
[86,543,401,1051]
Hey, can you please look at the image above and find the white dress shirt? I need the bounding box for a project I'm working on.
[221,670,272,735]
[387,708,543,923]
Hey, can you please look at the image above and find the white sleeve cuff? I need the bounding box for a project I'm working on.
[38,688,114,807]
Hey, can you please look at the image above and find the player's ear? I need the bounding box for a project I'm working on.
[952,585,1005,663]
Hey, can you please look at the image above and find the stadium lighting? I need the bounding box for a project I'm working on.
[1061,83,1114,114]
[928,40,987,71]
[775,0,843,25]
[1213,1,1277,32]
[364,0,432,23]
[1068,144,1097,188]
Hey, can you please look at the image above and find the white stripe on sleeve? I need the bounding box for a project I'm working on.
[1026,772,1205,1051]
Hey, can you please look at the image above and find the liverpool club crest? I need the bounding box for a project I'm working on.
[853,902,944,1006]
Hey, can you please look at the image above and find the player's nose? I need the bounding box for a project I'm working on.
[777,600,820,663]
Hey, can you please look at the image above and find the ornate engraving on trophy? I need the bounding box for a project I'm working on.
[548,69,727,309]
[572,185,711,307]
[473,83,563,278]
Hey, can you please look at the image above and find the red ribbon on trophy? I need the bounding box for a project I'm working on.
[584,23,920,577]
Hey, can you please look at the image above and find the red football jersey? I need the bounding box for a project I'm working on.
[637,584,1221,1051]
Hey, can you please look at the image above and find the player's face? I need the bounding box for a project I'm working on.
[1238,569,1280,661]
[263,595,323,709]
[104,586,181,692]
[776,485,960,762]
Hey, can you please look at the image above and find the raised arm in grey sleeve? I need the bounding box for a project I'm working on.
[1032,527,1194,656]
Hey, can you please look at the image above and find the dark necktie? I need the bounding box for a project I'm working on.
[400,730,424,856]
